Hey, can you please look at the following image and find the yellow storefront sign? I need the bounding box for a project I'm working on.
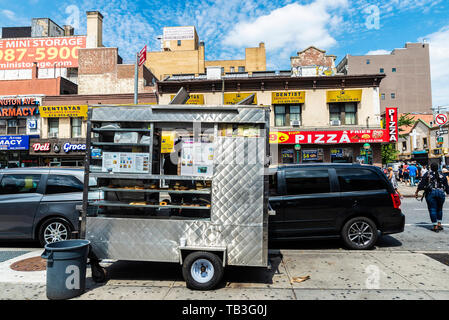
[272,91,305,104]
[170,94,204,105]
[39,105,88,118]
[326,90,362,103]
[161,131,175,153]
[223,92,257,105]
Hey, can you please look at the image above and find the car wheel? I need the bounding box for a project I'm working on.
[38,218,72,247]
[182,251,224,290]
[341,217,378,250]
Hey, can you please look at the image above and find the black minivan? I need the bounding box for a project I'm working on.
[268,164,405,250]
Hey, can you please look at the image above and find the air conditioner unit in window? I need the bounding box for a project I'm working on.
[330,120,341,126]
[290,120,301,127]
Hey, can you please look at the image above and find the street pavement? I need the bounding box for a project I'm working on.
[0,196,448,300]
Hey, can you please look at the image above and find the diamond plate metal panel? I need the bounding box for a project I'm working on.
[91,106,268,124]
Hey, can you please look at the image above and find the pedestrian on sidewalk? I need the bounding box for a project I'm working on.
[409,162,418,186]
[399,165,404,183]
[388,167,403,199]
[415,162,449,233]
[403,163,410,185]
[421,165,428,177]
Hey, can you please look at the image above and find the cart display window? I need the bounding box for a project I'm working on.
[87,121,213,221]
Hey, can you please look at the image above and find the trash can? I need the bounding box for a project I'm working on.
[41,239,90,300]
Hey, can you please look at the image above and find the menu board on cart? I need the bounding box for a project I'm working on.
[102,152,149,173]
[180,139,214,176]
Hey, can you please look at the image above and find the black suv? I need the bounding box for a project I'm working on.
[268,163,404,250]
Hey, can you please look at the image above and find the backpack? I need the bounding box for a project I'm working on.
[426,171,445,191]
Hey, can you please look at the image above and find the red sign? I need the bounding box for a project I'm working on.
[32,143,50,152]
[435,113,448,126]
[386,107,398,142]
[0,36,86,70]
[270,129,389,144]
[138,45,147,67]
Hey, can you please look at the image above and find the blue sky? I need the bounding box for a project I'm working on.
[1,0,448,107]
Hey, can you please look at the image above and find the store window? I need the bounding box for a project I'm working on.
[71,118,82,138]
[331,148,353,163]
[48,118,59,138]
[0,174,41,194]
[274,105,301,127]
[329,103,357,125]
[45,175,84,194]
[285,169,330,195]
[281,148,294,164]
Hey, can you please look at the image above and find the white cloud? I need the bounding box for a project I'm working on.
[366,49,391,55]
[1,9,16,20]
[420,26,449,107]
[223,0,348,51]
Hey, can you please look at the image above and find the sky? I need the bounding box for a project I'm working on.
[0,0,448,107]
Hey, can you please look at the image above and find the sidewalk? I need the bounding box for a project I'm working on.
[397,182,419,198]
[1,249,449,300]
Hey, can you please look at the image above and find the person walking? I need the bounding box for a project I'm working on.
[398,165,404,183]
[415,163,449,232]
[403,163,410,185]
[388,167,403,199]
[421,165,428,177]
[408,162,418,187]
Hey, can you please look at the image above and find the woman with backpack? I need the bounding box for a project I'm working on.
[415,163,449,232]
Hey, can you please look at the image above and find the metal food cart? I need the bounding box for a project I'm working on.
[81,104,271,290]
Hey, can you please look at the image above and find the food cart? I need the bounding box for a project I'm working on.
[81,103,271,290]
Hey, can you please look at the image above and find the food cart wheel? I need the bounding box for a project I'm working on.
[182,251,224,290]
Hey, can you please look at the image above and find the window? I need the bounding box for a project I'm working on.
[71,118,82,138]
[221,67,224,74]
[48,118,59,137]
[274,106,286,126]
[423,137,428,148]
[45,175,84,194]
[402,141,407,151]
[391,93,396,99]
[329,103,357,125]
[392,68,396,72]
[274,105,302,127]
[0,174,41,194]
[0,120,5,134]
[177,40,181,46]
[366,59,370,65]
[381,93,385,100]
[336,169,386,192]
[380,68,384,73]
[238,66,245,72]
[285,169,330,195]
[230,66,235,73]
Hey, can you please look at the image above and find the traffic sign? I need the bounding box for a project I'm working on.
[435,113,448,125]
[138,45,147,67]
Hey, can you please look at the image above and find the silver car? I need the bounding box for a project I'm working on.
[0,167,102,246]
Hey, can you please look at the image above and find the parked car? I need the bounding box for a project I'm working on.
[268,163,404,250]
[0,168,102,246]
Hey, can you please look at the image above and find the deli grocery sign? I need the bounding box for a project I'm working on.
[0,36,86,70]
[30,139,86,155]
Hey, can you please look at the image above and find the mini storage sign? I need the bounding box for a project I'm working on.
[39,105,88,118]
[0,135,29,150]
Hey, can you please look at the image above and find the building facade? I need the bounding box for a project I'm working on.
[145,26,266,80]
[158,72,390,167]
[336,42,432,114]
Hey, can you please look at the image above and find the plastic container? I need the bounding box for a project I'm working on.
[41,240,90,300]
